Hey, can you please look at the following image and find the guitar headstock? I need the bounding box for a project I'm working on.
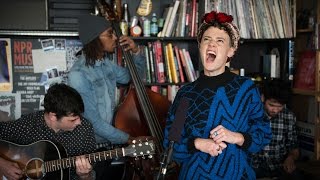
[124,137,155,159]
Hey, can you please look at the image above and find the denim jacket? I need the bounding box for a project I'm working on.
[68,52,145,144]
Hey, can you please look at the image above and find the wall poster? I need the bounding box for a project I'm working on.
[11,38,45,115]
[0,38,13,92]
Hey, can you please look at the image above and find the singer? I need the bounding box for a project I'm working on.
[163,11,272,180]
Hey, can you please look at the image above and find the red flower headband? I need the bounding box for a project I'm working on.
[198,11,240,52]
[201,11,233,24]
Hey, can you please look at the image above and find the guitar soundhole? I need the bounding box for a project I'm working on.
[25,158,45,179]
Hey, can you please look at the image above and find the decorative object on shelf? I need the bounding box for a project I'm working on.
[130,26,142,37]
[137,0,152,16]
[120,3,129,35]
[150,13,158,37]
[143,17,151,37]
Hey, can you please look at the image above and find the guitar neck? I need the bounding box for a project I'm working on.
[44,148,124,172]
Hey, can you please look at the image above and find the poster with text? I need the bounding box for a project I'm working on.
[11,39,45,115]
[0,38,13,91]
[66,39,82,71]
[0,93,21,122]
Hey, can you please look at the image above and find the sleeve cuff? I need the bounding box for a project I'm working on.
[240,133,252,149]
[187,137,198,153]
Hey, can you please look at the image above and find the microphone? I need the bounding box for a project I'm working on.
[157,97,189,179]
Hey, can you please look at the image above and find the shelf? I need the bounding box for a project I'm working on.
[292,88,320,96]
[0,30,295,43]
[0,30,78,37]
[132,37,197,41]
[297,28,314,33]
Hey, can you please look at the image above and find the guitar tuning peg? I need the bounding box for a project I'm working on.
[148,155,153,159]
[142,156,146,159]
[135,157,139,160]
[132,139,136,144]
[144,142,149,145]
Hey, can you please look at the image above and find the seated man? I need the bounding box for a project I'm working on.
[0,83,96,180]
[251,79,301,179]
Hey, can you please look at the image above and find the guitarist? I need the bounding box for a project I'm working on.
[0,84,97,180]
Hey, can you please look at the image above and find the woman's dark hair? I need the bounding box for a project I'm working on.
[44,83,84,119]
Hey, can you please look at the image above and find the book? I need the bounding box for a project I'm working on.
[144,45,151,83]
[164,44,172,83]
[179,48,192,82]
[165,0,180,37]
[154,41,165,83]
[270,48,281,78]
[184,49,196,81]
[293,50,316,90]
[262,54,279,78]
[175,0,187,37]
[174,45,185,83]
[160,6,173,37]
[190,0,197,37]
[288,40,294,80]
[148,42,156,83]
[166,43,179,83]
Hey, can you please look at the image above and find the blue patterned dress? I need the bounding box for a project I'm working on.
[163,68,272,180]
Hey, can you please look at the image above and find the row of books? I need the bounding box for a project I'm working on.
[159,0,198,37]
[209,0,295,39]
[150,85,181,102]
[143,40,197,84]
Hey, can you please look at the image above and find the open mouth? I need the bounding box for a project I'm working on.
[206,51,216,62]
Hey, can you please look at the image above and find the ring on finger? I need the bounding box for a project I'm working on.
[213,131,218,136]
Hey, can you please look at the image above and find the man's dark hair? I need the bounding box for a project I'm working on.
[76,38,105,67]
[44,83,84,119]
[262,79,292,105]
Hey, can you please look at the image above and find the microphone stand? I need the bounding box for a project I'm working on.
[156,141,175,180]
[155,98,189,180]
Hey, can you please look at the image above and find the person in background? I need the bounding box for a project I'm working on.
[252,79,301,179]
[163,11,272,180]
[0,83,96,180]
[67,14,145,179]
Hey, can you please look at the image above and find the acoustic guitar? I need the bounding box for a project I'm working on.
[0,138,155,180]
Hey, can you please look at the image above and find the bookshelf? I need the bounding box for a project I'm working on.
[0,0,297,110]
[122,0,297,100]
[291,0,320,160]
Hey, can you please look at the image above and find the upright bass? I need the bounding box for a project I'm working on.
[97,1,174,179]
